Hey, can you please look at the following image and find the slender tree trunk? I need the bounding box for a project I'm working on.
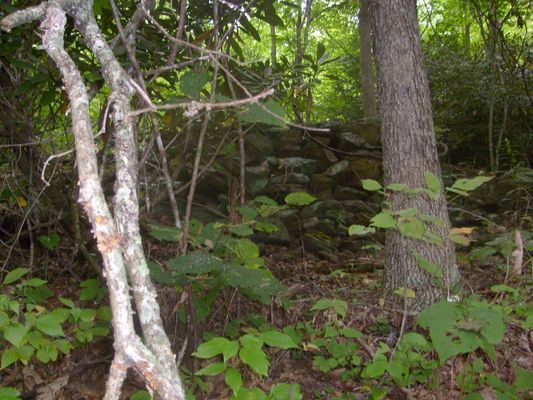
[270,23,277,66]
[368,0,460,312]
[358,0,378,120]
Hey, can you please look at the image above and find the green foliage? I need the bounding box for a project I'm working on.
[237,100,287,128]
[311,298,348,319]
[0,275,109,370]
[416,298,504,364]
[284,191,317,206]
[0,387,22,400]
[192,329,299,398]
[147,199,287,315]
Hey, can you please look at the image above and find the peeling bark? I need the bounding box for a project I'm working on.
[1,2,185,398]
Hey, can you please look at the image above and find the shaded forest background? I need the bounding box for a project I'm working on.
[0,0,532,399]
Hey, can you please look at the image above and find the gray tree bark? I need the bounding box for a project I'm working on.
[368,0,460,312]
[358,0,378,120]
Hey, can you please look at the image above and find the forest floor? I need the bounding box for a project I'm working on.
[2,229,532,400]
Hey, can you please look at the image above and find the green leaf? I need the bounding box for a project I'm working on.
[425,171,441,198]
[269,383,303,400]
[394,208,418,218]
[237,206,258,221]
[413,252,444,279]
[3,268,30,285]
[147,224,180,242]
[225,367,243,394]
[254,196,278,206]
[515,368,533,391]
[339,327,363,338]
[260,331,298,349]
[0,387,21,400]
[37,234,60,251]
[223,340,239,363]
[1,348,19,369]
[237,99,286,128]
[348,224,375,235]
[36,314,64,337]
[397,218,425,239]
[363,360,388,378]
[59,297,75,308]
[254,222,279,234]
[180,70,210,99]
[417,301,477,363]
[16,344,34,364]
[470,304,504,344]
[167,251,225,275]
[80,279,105,301]
[362,179,382,191]
[311,299,347,319]
[21,278,47,287]
[193,337,229,359]
[284,192,316,206]
[195,362,225,376]
[228,224,255,237]
[370,212,396,229]
[130,391,152,400]
[4,323,27,347]
[448,176,493,194]
[239,344,269,376]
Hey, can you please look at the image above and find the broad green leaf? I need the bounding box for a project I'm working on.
[167,251,225,275]
[254,196,278,206]
[195,362,225,376]
[193,337,229,359]
[339,327,363,338]
[37,234,60,251]
[4,323,27,347]
[397,218,425,239]
[413,252,444,279]
[59,297,75,308]
[470,305,504,344]
[448,176,493,194]
[348,224,375,235]
[228,224,254,237]
[239,344,269,376]
[311,299,347,318]
[0,387,21,399]
[394,208,418,218]
[1,348,19,369]
[425,171,441,198]
[147,224,180,242]
[3,268,29,285]
[363,359,387,378]
[269,383,303,400]
[370,212,396,229]
[225,367,243,394]
[36,314,64,337]
[80,279,105,301]
[260,331,298,349]
[180,70,210,99]
[254,222,279,234]
[130,391,152,400]
[21,278,47,287]
[223,340,239,362]
[236,206,258,220]
[362,179,382,191]
[237,99,287,128]
[515,368,533,391]
[284,192,316,206]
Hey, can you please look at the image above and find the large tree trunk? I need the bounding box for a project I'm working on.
[358,0,378,120]
[368,0,460,312]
